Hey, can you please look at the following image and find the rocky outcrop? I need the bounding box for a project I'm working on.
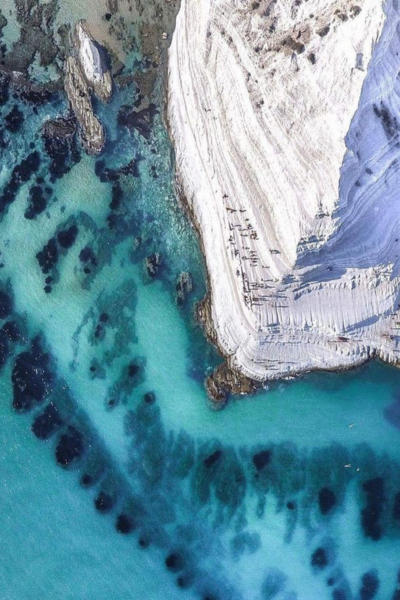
[168,1,400,384]
[75,22,112,103]
[64,21,113,155]
[176,271,193,306]
[206,361,261,409]
[42,116,80,180]
[145,253,162,279]
[64,56,105,155]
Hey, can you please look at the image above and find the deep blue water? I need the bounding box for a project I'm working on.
[0,3,399,600]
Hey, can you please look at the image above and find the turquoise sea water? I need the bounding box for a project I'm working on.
[0,3,399,600]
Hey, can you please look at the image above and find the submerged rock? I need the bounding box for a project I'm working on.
[252,449,271,471]
[116,514,134,534]
[12,337,53,411]
[57,224,79,249]
[31,402,64,439]
[361,477,385,540]
[4,105,24,133]
[0,289,12,319]
[42,116,80,180]
[204,449,223,469]
[94,491,114,513]
[145,253,162,279]
[118,103,157,139]
[55,426,84,466]
[36,238,59,274]
[1,320,20,342]
[0,329,9,369]
[143,391,156,405]
[359,571,380,600]
[24,185,48,219]
[318,487,337,515]
[311,547,328,570]
[165,552,184,572]
[0,151,41,213]
[176,272,193,307]
[0,71,10,106]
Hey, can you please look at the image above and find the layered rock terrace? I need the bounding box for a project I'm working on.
[168,0,400,384]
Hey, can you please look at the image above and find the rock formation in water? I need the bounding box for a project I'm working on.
[65,22,112,155]
[168,0,400,388]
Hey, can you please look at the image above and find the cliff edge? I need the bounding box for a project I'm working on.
[168,1,400,388]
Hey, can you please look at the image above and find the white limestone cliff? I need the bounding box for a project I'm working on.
[168,0,400,382]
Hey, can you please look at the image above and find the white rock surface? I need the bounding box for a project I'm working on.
[76,21,112,102]
[168,0,400,381]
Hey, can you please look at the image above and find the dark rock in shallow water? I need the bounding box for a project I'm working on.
[42,116,80,181]
[117,158,139,177]
[0,72,10,106]
[204,449,223,468]
[110,182,123,210]
[0,329,9,368]
[318,487,336,515]
[36,237,59,274]
[94,491,114,512]
[176,272,193,307]
[31,403,63,440]
[333,590,348,600]
[5,105,24,133]
[359,571,380,600]
[361,477,385,541]
[12,152,41,187]
[12,337,52,411]
[95,158,139,184]
[252,449,271,471]
[17,85,54,106]
[57,224,78,249]
[145,253,162,279]
[128,363,141,377]
[165,552,184,572]
[143,391,156,405]
[80,473,93,487]
[0,289,12,319]
[116,514,134,534]
[55,426,84,466]
[24,185,47,219]
[79,246,97,266]
[176,575,192,589]
[1,320,20,342]
[311,547,328,570]
[117,103,157,139]
[0,151,40,212]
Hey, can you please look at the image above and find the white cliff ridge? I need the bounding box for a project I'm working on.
[168,0,400,383]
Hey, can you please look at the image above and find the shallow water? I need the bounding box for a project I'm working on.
[0,2,399,600]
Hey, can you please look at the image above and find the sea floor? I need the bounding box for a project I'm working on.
[0,1,399,599]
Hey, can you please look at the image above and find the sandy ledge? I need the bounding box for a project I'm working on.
[166,0,400,397]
